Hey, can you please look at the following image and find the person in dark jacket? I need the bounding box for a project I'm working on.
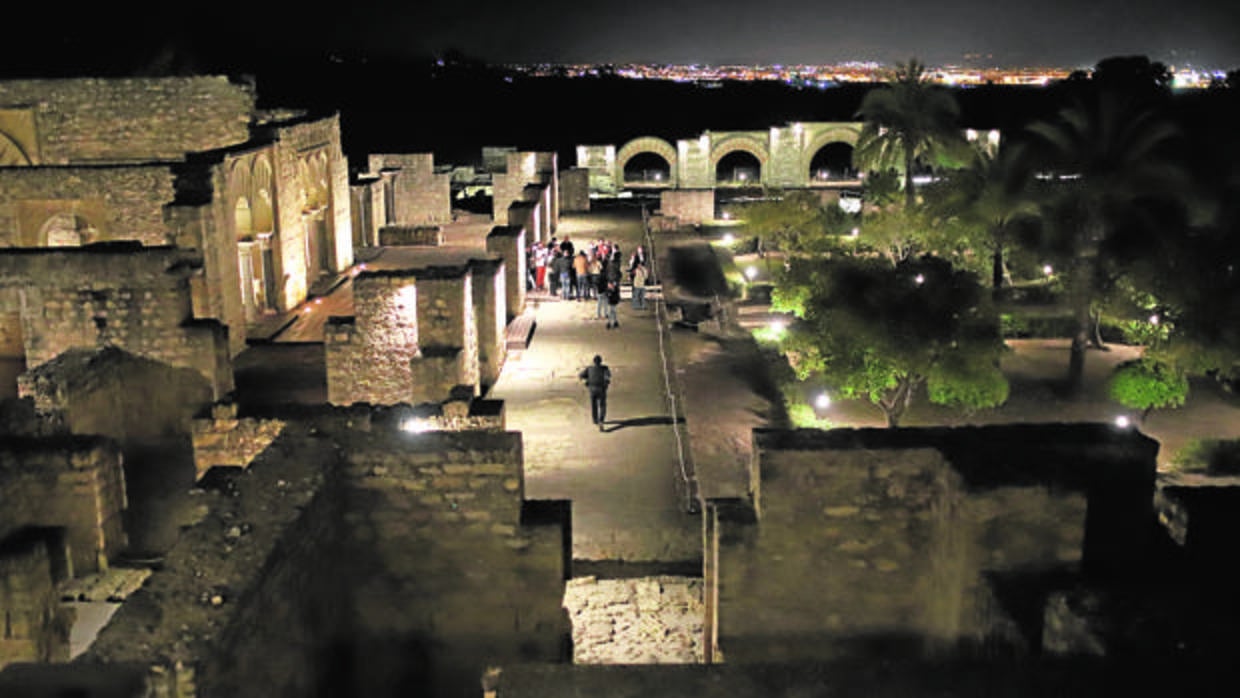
[604,280,621,329]
[579,354,612,429]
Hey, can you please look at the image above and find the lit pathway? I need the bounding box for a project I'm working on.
[488,214,701,565]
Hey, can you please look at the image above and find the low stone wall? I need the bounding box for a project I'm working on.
[660,190,714,225]
[0,436,126,576]
[0,531,72,669]
[563,576,704,664]
[379,224,444,246]
[190,404,286,480]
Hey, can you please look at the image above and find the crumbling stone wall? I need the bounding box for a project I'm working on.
[0,436,126,575]
[660,190,715,226]
[368,153,451,225]
[0,531,72,669]
[325,270,420,406]
[486,225,527,321]
[559,168,590,213]
[414,265,478,398]
[379,225,443,246]
[0,165,176,247]
[471,258,507,390]
[493,152,539,225]
[0,246,233,399]
[0,77,255,164]
[349,174,384,249]
[191,403,286,481]
[717,425,1156,663]
[340,428,569,697]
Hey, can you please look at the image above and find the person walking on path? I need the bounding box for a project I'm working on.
[595,268,610,319]
[604,280,621,329]
[631,263,649,310]
[579,354,612,430]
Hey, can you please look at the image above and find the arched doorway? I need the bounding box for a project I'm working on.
[623,152,671,185]
[301,153,332,280]
[235,197,264,322]
[808,142,857,182]
[715,151,761,185]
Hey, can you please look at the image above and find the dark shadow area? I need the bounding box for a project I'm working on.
[233,342,327,409]
[601,415,684,432]
[572,559,702,579]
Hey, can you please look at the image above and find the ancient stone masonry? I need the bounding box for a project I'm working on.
[0,77,256,164]
[69,413,568,698]
[325,270,421,406]
[0,436,127,576]
[659,190,715,227]
[379,224,444,246]
[190,403,287,481]
[559,167,591,213]
[0,246,233,399]
[493,151,558,240]
[712,425,1158,664]
[486,225,527,321]
[0,166,177,247]
[366,153,452,226]
[471,257,507,390]
[0,530,73,670]
[412,264,479,401]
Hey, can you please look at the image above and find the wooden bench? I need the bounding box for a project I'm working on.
[506,314,537,350]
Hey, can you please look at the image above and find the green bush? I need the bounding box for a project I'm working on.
[1107,358,1188,417]
[1170,439,1240,474]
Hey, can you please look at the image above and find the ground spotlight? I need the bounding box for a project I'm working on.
[745,266,758,280]
[1114,415,1131,429]
[722,233,735,245]
[401,418,432,433]
[814,392,831,409]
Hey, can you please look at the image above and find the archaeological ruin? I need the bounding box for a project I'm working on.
[2,72,1240,698]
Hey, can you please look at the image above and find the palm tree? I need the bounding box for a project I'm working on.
[853,59,969,210]
[1024,90,1187,394]
[940,144,1041,291]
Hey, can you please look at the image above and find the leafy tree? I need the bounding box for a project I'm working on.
[932,145,1041,291]
[1108,357,1188,421]
[774,255,1008,427]
[854,59,970,209]
[1023,90,1188,394]
[738,189,854,255]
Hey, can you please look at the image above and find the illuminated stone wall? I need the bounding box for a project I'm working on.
[74,413,568,698]
[0,166,176,247]
[470,258,507,391]
[379,225,443,246]
[0,436,126,576]
[575,145,617,195]
[349,174,384,249]
[493,152,557,234]
[659,190,715,225]
[559,168,590,213]
[716,426,1157,663]
[534,152,559,234]
[368,153,451,225]
[411,265,478,401]
[325,270,421,406]
[0,77,254,164]
[190,403,286,481]
[486,225,526,321]
[0,246,233,399]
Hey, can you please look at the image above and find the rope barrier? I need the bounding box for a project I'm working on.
[644,208,699,514]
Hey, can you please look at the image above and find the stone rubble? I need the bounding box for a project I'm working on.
[562,575,705,664]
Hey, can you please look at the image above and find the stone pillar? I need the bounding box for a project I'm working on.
[325,270,420,406]
[486,226,526,322]
[415,265,478,398]
[677,134,713,189]
[469,257,506,391]
[559,168,590,213]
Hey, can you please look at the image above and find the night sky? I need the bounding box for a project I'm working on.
[3,0,1239,74]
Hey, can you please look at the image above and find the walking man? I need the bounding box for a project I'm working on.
[579,354,612,430]
[631,263,648,310]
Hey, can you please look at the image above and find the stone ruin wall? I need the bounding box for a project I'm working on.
[340,428,568,698]
[415,268,479,397]
[78,416,567,698]
[0,77,256,164]
[716,425,1158,664]
[326,270,420,406]
[379,224,443,246]
[0,165,177,247]
[0,247,233,399]
[472,258,507,390]
[368,153,451,225]
[492,152,540,226]
[486,225,526,321]
[190,403,287,481]
[559,168,590,213]
[0,437,126,576]
[0,533,72,670]
[280,114,353,275]
[659,189,715,226]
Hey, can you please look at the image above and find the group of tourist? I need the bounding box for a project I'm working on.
[526,237,652,329]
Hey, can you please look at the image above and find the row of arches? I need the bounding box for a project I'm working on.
[229,148,337,322]
[622,142,858,186]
